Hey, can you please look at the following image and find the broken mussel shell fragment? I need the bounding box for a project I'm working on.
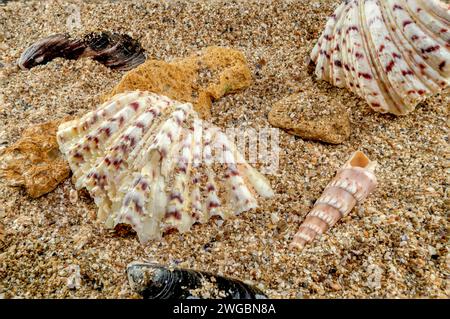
[127,262,267,299]
[18,32,146,71]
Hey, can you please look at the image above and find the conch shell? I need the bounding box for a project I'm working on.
[291,151,378,249]
[310,0,449,115]
[57,91,274,243]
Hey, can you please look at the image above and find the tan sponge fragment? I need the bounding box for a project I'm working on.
[0,119,71,198]
[269,90,351,144]
[108,46,253,119]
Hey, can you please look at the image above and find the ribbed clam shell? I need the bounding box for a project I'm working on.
[311,0,449,115]
[291,151,378,249]
[57,91,274,243]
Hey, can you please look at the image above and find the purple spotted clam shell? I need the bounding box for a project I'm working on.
[311,0,449,115]
[57,91,273,243]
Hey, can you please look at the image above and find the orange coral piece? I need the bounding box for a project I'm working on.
[0,119,71,198]
[107,46,253,119]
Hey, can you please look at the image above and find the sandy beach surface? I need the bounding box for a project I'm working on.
[0,0,448,298]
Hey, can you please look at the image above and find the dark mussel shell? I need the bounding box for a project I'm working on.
[17,34,85,69]
[18,32,146,71]
[127,262,267,299]
[82,32,146,70]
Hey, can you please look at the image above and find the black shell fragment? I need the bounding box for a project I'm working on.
[17,34,85,69]
[18,32,146,71]
[127,262,267,299]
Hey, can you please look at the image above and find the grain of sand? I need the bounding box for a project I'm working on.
[0,0,448,298]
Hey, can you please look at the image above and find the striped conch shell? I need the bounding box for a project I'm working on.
[57,91,274,243]
[291,151,377,249]
[311,0,449,115]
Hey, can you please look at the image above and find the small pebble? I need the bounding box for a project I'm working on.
[66,264,81,290]
[69,189,78,204]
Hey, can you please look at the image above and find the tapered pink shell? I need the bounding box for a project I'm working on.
[291,151,378,249]
[311,0,450,115]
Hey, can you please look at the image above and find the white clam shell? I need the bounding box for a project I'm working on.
[311,0,450,115]
[57,91,274,243]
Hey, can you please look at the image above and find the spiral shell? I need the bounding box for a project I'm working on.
[291,151,378,249]
[311,0,449,115]
[57,91,274,243]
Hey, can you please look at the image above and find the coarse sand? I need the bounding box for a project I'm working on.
[0,0,448,298]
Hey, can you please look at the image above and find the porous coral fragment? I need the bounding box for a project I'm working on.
[268,89,351,144]
[0,119,71,198]
[57,91,273,243]
[310,0,450,115]
[107,46,253,119]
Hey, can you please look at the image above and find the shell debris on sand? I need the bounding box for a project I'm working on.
[57,91,274,243]
[0,0,448,299]
[107,46,253,119]
[291,151,378,249]
[268,87,351,144]
[310,0,450,115]
[0,119,71,198]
